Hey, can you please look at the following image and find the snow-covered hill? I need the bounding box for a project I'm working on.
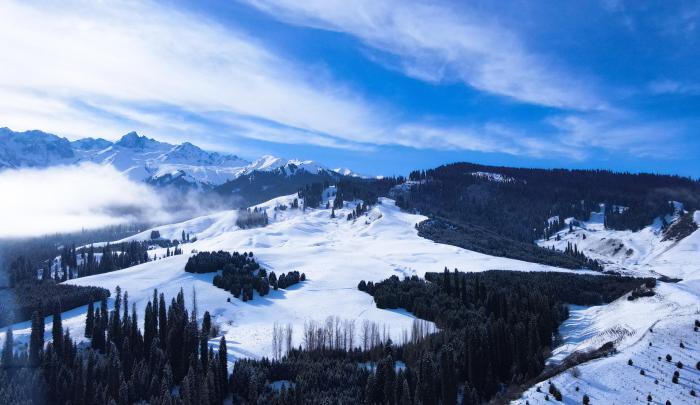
[517,208,700,404]
[0,127,346,188]
[3,192,582,369]
[538,205,700,281]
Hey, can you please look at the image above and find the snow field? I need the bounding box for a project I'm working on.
[2,193,576,372]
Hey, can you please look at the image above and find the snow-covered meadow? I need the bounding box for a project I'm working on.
[2,191,572,368]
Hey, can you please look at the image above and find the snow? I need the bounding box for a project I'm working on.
[2,194,580,371]
[538,208,700,280]
[244,155,325,177]
[1,127,348,187]
[519,208,700,404]
[470,171,515,183]
[517,309,700,405]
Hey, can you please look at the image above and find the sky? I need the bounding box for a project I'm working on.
[0,0,699,177]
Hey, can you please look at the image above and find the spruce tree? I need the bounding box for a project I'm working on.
[29,310,44,366]
[52,308,63,356]
[2,327,13,368]
[86,301,95,338]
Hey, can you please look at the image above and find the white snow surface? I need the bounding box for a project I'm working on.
[3,185,700,404]
[518,208,700,404]
[538,207,700,280]
[3,194,579,370]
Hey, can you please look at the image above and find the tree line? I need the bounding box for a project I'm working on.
[0,286,228,404]
[0,281,109,328]
[400,163,697,243]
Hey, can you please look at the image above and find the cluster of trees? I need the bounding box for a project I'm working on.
[355,269,648,401]
[74,241,183,280]
[0,287,229,404]
[560,242,602,270]
[271,271,305,290]
[0,281,109,327]
[3,233,186,288]
[218,270,647,404]
[185,250,305,302]
[399,163,699,242]
[6,255,36,287]
[347,202,371,221]
[417,218,602,270]
[184,251,259,274]
[605,201,676,231]
[297,182,328,209]
[212,257,268,301]
[0,224,145,283]
[235,207,269,229]
[209,257,305,301]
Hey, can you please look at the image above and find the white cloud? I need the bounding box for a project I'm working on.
[647,79,700,95]
[245,0,604,110]
[550,113,682,158]
[0,163,173,237]
[0,0,387,149]
[0,0,681,162]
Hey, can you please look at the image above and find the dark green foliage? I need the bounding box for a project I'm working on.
[401,162,698,242]
[0,281,109,327]
[0,224,144,286]
[150,230,161,239]
[297,182,327,209]
[417,218,602,270]
[231,270,646,404]
[231,351,370,404]
[360,270,645,399]
[186,250,304,301]
[235,207,269,229]
[185,250,258,274]
[0,287,228,404]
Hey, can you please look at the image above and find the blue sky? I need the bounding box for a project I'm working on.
[0,1,699,177]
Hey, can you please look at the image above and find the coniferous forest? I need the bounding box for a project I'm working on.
[0,282,109,328]
[399,163,698,242]
[391,163,700,269]
[0,270,647,404]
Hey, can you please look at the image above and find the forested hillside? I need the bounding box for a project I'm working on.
[397,163,700,242]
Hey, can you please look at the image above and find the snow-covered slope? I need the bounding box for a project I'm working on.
[4,192,581,369]
[517,208,700,404]
[538,206,700,280]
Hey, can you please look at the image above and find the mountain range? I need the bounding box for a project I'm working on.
[0,127,353,191]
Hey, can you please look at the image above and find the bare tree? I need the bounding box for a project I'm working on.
[284,323,293,355]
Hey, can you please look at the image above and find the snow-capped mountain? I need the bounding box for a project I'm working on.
[0,127,75,167]
[0,127,346,188]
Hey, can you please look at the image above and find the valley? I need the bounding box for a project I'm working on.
[1,136,698,404]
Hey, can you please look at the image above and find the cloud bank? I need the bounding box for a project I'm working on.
[0,163,172,237]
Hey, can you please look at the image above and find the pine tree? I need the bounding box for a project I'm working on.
[159,293,168,348]
[29,310,44,366]
[52,308,63,356]
[86,301,95,338]
[2,327,13,368]
[218,336,228,391]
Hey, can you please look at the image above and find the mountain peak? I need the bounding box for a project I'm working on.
[115,131,161,149]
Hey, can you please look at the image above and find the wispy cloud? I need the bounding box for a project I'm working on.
[647,79,700,95]
[0,0,688,164]
[0,0,386,151]
[245,0,605,110]
[550,113,684,159]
